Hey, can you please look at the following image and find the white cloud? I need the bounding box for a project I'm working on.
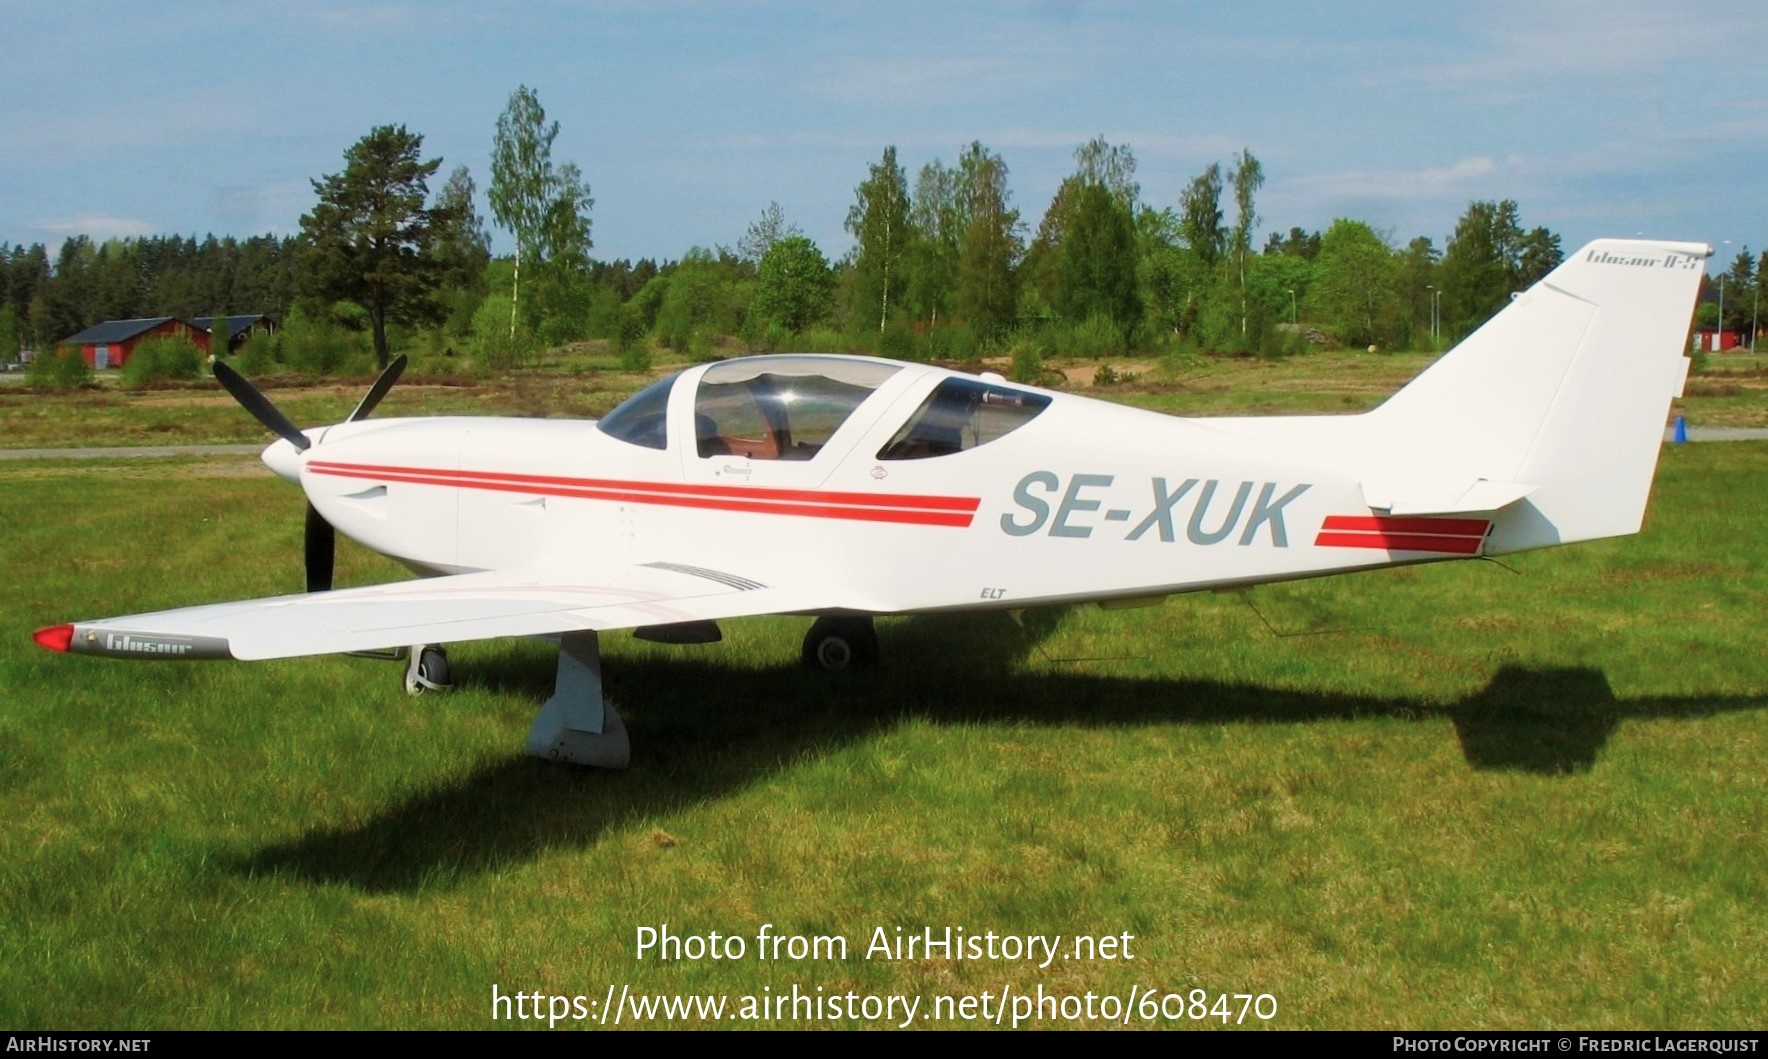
[1288,154,1513,201]
[31,215,157,238]
[26,215,159,254]
[1381,0,1683,89]
[12,94,260,167]
[798,54,1064,107]
[664,127,1244,167]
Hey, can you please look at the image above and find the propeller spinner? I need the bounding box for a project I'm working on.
[213,355,407,593]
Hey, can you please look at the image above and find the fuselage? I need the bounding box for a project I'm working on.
[278,356,1472,616]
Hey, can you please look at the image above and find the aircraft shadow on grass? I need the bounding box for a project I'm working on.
[240,610,1766,893]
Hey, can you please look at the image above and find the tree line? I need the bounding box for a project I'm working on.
[5,86,1763,374]
[0,234,298,356]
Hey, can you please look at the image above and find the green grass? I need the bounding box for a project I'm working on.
[0,444,1763,1030]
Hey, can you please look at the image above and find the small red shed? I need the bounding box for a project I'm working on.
[57,317,197,369]
[1693,328,1745,352]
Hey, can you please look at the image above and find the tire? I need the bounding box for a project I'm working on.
[404,645,454,694]
[801,616,879,671]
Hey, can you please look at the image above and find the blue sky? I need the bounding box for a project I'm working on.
[3,1,1764,270]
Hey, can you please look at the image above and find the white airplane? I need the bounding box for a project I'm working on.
[34,239,1710,768]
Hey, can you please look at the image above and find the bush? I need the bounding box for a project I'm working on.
[923,323,978,362]
[1158,336,1207,376]
[584,287,623,340]
[1008,337,1045,384]
[233,332,281,375]
[537,277,594,347]
[800,327,844,353]
[656,312,692,354]
[619,342,652,373]
[615,302,657,373]
[121,336,202,388]
[615,304,651,372]
[281,309,363,375]
[28,349,92,389]
[1048,313,1127,358]
[471,295,536,370]
[422,325,457,361]
[56,350,91,387]
[25,351,56,386]
[877,322,918,362]
[1256,323,1288,359]
[742,321,793,354]
[439,286,481,340]
[628,275,670,335]
[28,348,90,388]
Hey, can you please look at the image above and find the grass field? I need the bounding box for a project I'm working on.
[0,430,1763,1029]
[2,344,1764,1029]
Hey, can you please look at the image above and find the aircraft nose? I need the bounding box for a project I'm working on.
[262,437,303,482]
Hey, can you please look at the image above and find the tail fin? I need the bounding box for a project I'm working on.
[1364,239,1709,551]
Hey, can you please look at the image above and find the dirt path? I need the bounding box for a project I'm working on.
[0,444,263,460]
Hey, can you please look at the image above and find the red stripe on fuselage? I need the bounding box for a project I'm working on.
[1315,514,1490,555]
[307,460,978,511]
[306,461,979,527]
[1320,514,1492,536]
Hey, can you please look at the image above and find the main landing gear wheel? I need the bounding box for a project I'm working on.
[801,616,879,671]
[404,645,454,694]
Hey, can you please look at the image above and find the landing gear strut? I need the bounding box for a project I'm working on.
[404,644,453,694]
[801,616,879,671]
[525,631,630,769]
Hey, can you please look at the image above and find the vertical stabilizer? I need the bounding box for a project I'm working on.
[1364,239,1709,551]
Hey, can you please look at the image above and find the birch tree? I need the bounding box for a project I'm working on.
[489,85,559,339]
[846,146,914,333]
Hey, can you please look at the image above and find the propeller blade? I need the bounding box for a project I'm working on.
[347,354,408,423]
[214,360,310,451]
[305,502,335,593]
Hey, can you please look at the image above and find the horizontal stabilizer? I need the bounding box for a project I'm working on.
[1365,478,1539,517]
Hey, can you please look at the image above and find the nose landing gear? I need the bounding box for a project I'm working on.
[403,644,454,694]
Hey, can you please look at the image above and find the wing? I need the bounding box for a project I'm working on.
[38,560,818,661]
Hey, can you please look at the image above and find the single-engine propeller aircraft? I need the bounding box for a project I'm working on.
[35,239,1710,767]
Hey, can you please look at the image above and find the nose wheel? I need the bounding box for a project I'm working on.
[404,644,454,694]
[801,616,879,671]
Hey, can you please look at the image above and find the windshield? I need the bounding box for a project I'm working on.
[596,375,676,449]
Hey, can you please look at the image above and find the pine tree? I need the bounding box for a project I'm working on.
[298,124,446,368]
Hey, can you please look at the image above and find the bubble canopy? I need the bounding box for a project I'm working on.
[597,356,903,457]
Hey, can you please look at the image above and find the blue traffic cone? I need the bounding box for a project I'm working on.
[1672,415,1688,444]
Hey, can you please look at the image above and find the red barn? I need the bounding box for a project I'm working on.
[57,317,197,369]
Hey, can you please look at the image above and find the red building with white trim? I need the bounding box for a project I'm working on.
[1693,328,1745,352]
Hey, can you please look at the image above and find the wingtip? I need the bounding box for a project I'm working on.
[33,624,74,653]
